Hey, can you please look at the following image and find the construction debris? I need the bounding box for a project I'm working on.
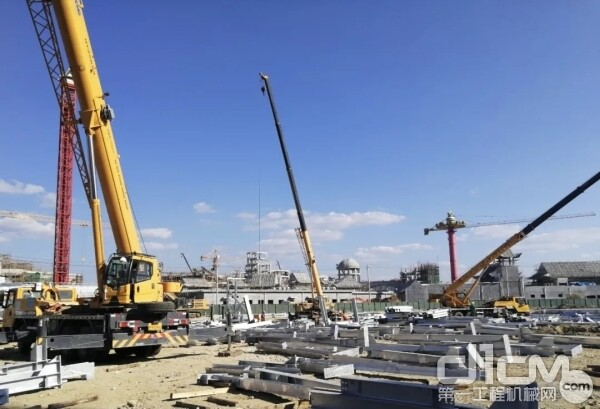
[0,356,94,397]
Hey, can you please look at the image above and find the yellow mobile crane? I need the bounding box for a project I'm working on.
[430,170,600,316]
[259,73,331,323]
[0,0,190,360]
[50,0,166,310]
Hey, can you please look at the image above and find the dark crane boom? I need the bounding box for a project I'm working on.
[259,73,328,321]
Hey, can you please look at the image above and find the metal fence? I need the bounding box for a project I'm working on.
[206,296,600,317]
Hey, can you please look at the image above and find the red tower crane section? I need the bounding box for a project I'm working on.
[424,211,596,283]
[26,1,92,284]
[424,212,465,283]
[53,79,77,283]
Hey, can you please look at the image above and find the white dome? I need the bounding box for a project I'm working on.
[337,258,360,270]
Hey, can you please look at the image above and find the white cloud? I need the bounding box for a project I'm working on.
[41,192,57,208]
[141,228,173,239]
[193,202,215,214]
[314,229,343,241]
[516,227,600,253]
[251,209,404,233]
[259,236,299,256]
[236,212,256,221]
[145,242,178,251]
[0,217,54,239]
[0,179,45,195]
[470,224,521,239]
[239,208,406,270]
[355,243,433,260]
[310,211,405,229]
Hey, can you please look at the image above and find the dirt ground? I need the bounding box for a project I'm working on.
[1,340,599,409]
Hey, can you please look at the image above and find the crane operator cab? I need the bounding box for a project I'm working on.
[103,253,167,309]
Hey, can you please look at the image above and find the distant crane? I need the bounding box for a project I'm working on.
[424,211,596,283]
[180,252,195,275]
[0,210,94,283]
[201,250,220,305]
[0,210,92,227]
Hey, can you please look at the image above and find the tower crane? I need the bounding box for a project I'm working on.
[429,171,600,310]
[424,211,595,283]
[0,210,92,228]
[424,212,466,283]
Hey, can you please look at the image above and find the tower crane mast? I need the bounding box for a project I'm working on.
[53,79,76,283]
[26,1,93,284]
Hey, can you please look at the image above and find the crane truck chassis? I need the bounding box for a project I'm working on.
[0,283,189,360]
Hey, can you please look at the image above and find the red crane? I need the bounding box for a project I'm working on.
[424,212,465,283]
[52,78,77,283]
[424,211,596,283]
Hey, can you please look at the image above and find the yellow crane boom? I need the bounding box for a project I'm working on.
[50,0,166,308]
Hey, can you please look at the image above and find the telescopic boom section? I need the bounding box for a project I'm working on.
[259,73,324,297]
[51,0,140,256]
[437,170,600,308]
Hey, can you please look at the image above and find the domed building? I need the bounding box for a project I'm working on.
[336,258,361,282]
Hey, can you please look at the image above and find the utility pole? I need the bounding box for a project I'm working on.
[366,265,371,302]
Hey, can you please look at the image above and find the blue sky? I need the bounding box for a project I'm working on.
[1,1,600,283]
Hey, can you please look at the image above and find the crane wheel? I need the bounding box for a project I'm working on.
[16,323,34,355]
[134,345,162,358]
[135,301,175,312]
[114,347,134,357]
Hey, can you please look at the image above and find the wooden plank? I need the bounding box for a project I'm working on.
[105,363,141,372]
[174,401,220,409]
[170,387,230,400]
[206,395,240,406]
[218,350,243,357]
[48,396,99,409]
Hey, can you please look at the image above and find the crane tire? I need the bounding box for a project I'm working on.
[453,311,464,317]
[134,345,162,358]
[135,301,175,312]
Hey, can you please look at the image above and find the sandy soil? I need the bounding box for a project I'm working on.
[0,340,598,409]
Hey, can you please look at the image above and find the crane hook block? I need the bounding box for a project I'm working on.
[101,105,115,121]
